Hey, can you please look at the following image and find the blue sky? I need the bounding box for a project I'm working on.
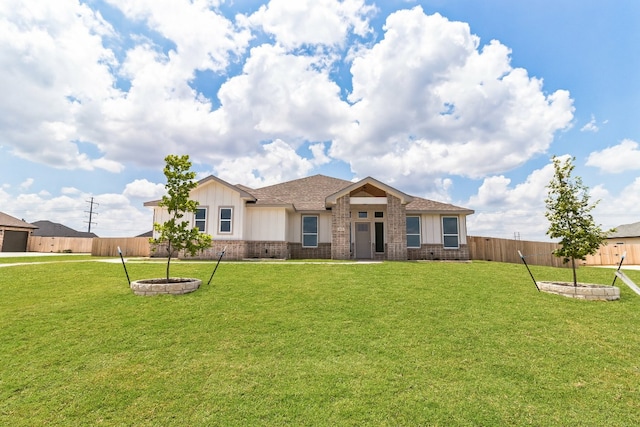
[1,0,639,239]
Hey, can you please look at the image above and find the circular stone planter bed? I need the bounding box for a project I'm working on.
[130,278,202,296]
[537,281,619,301]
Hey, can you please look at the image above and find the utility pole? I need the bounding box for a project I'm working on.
[85,197,98,233]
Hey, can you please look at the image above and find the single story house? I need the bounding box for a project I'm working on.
[31,220,98,238]
[145,174,474,261]
[607,222,640,245]
[0,212,38,252]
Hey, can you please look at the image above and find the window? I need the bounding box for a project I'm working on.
[406,216,421,248]
[302,215,318,247]
[442,216,459,249]
[375,222,384,253]
[195,208,207,232]
[219,207,233,233]
[358,211,368,219]
[374,211,384,218]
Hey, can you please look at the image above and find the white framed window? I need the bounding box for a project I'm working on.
[194,208,207,232]
[358,211,368,219]
[219,207,233,234]
[302,215,318,248]
[406,216,421,248]
[442,216,459,249]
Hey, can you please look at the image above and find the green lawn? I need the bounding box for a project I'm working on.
[1,258,640,426]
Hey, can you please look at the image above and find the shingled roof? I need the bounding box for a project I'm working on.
[31,220,97,238]
[0,212,38,229]
[241,174,473,214]
[247,175,353,211]
[608,221,640,238]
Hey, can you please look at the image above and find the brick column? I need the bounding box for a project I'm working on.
[331,195,351,259]
[386,194,407,260]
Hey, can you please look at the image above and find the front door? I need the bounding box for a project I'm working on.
[355,222,371,259]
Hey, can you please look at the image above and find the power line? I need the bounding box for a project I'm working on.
[84,197,99,233]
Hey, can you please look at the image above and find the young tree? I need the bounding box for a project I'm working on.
[151,154,212,282]
[545,156,611,286]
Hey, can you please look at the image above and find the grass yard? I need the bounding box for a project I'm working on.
[1,258,640,426]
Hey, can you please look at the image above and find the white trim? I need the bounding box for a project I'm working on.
[350,197,387,205]
[442,216,459,249]
[219,207,233,234]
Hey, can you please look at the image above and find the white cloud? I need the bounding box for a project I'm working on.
[215,139,317,188]
[581,114,599,132]
[332,7,573,195]
[0,0,121,171]
[19,178,34,190]
[123,179,166,199]
[586,139,640,173]
[61,187,82,195]
[466,160,558,240]
[248,0,376,49]
[106,0,251,72]
[4,186,152,237]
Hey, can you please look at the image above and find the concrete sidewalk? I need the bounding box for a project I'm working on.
[0,252,90,257]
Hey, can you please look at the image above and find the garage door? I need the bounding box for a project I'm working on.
[2,230,29,252]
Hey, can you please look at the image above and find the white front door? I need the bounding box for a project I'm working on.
[355,222,371,259]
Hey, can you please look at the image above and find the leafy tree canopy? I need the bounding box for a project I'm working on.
[545,155,612,285]
[151,154,212,281]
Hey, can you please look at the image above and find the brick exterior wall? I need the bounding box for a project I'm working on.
[331,194,351,260]
[386,194,407,261]
[407,244,470,261]
[152,240,249,260]
[289,243,332,259]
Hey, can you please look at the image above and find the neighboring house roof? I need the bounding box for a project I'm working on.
[0,212,38,229]
[608,222,640,238]
[31,220,97,238]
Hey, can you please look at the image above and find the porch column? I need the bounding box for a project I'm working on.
[331,194,351,260]
[386,194,407,260]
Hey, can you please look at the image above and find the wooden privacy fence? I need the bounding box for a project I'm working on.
[584,243,640,266]
[469,236,640,266]
[28,236,94,253]
[468,236,565,267]
[91,237,151,257]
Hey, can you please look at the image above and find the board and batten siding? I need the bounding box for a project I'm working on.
[421,214,468,245]
[151,180,247,240]
[244,207,287,241]
[287,212,332,243]
[192,182,247,239]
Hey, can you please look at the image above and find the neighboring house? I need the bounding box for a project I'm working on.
[607,222,640,245]
[0,212,38,252]
[31,220,98,238]
[145,174,474,261]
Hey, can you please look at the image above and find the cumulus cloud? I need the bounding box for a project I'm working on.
[19,178,34,191]
[1,0,578,213]
[0,0,121,171]
[466,160,558,240]
[4,186,152,237]
[335,7,574,195]
[581,114,599,132]
[247,0,376,49]
[214,139,318,187]
[123,179,166,199]
[586,139,640,173]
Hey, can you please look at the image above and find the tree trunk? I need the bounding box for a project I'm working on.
[571,257,577,286]
[166,240,172,282]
